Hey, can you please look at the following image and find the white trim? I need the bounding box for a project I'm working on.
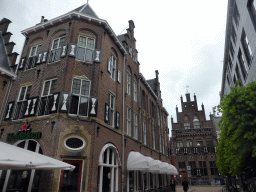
[21,12,127,55]
[64,135,86,151]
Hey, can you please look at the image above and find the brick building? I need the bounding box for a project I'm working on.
[0,18,17,137]
[0,3,176,192]
[221,0,256,99]
[171,93,218,184]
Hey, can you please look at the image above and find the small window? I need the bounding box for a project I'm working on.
[187,140,193,147]
[49,37,65,63]
[64,136,86,151]
[76,35,95,63]
[193,117,200,128]
[196,140,203,147]
[177,141,183,148]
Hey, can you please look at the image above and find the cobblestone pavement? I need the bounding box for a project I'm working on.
[175,185,223,192]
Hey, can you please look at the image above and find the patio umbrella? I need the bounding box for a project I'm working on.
[0,141,75,170]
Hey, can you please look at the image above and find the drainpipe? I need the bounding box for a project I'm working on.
[122,53,126,192]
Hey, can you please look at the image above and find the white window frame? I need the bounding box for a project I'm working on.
[70,78,91,117]
[134,81,137,101]
[143,121,146,145]
[134,113,138,139]
[77,35,95,62]
[127,107,131,136]
[27,44,42,69]
[109,55,116,80]
[98,144,120,192]
[127,73,131,95]
[51,36,65,50]
[109,93,115,127]
[13,85,32,120]
[38,79,57,116]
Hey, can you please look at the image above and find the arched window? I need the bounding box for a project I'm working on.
[186,140,193,147]
[193,116,200,128]
[184,116,190,129]
[98,144,120,192]
[0,140,42,192]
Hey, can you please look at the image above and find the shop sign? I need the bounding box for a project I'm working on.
[6,123,42,142]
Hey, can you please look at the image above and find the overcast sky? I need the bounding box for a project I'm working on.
[0,0,227,133]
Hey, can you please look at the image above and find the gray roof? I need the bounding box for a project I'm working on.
[0,32,15,77]
[117,34,126,42]
[71,3,99,19]
[146,78,156,92]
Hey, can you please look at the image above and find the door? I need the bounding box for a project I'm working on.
[59,160,83,192]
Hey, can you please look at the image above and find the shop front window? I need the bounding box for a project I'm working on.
[1,140,42,192]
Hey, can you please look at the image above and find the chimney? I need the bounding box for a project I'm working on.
[0,18,11,34]
[194,93,197,102]
[41,16,45,23]
[155,70,159,80]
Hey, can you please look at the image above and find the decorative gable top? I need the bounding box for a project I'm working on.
[0,31,16,78]
[72,3,99,19]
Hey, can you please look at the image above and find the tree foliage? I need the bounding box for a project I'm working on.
[215,81,256,176]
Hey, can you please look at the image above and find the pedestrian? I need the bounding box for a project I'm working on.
[182,178,189,192]
[171,176,176,192]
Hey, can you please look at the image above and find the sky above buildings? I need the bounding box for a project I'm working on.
[0,0,227,134]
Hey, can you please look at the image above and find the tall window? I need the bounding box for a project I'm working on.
[210,161,219,176]
[134,81,137,101]
[49,36,65,63]
[1,140,42,192]
[134,113,138,139]
[109,94,115,127]
[98,144,119,192]
[127,107,131,136]
[127,73,131,95]
[77,35,95,63]
[187,140,193,147]
[189,161,197,176]
[184,116,190,129]
[109,55,116,80]
[241,31,254,65]
[193,116,200,128]
[238,49,249,81]
[38,79,57,116]
[143,121,146,145]
[27,44,41,69]
[13,85,32,120]
[70,78,91,116]
[152,129,156,150]
[199,161,207,176]
[177,141,183,148]
[159,136,162,152]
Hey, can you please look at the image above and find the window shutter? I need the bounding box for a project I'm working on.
[85,49,94,63]
[116,111,120,129]
[54,48,62,62]
[60,44,67,58]
[93,49,102,63]
[68,43,77,57]
[19,57,26,69]
[27,57,36,69]
[20,100,28,119]
[76,47,86,61]
[41,51,48,63]
[105,103,109,123]
[38,97,47,116]
[89,97,98,117]
[48,93,59,114]
[107,58,111,73]
[60,91,70,113]
[36,52,43,65]
[4,101,15,120]
[49,50,56,63]
[117,70,121,83]
[29,97,39,116]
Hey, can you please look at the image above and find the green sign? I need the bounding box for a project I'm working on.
[6,132,42,141]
